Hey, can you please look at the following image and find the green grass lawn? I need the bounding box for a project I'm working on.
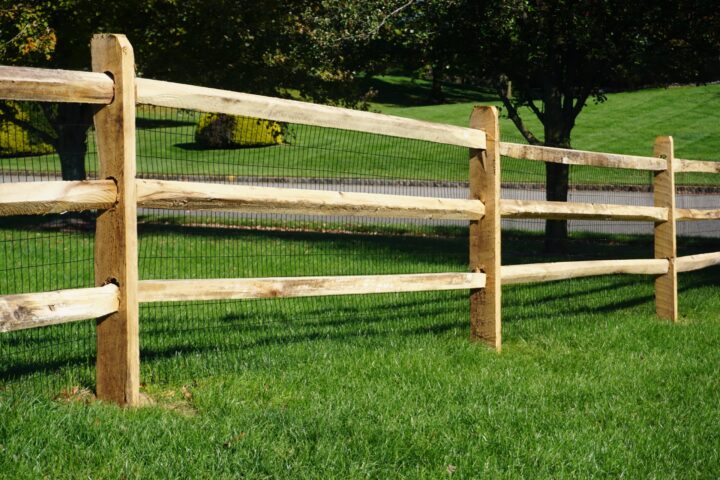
[1,78,720,478]
[376,77,720,186]
[1,224,719,478]
[2,79,719,185]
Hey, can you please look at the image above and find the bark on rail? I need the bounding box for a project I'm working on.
[136,179,485,220]
[138,272,487,303]
[676,252,720,272]
[501,258,669,285]
[0,66,114,104]
[675,208,720,221]
[500,142,666,171]
[674,158,720,174]
[135,78,486,149]
[500,199,668,222]
[0,284,119,333]
[0,180,117,216]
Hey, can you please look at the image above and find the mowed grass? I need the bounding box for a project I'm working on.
[1,79,720,478]
[377,78,720,186]
[1,225,720,478]
[2,80,719,185]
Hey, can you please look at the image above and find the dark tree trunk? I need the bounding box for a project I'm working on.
[53,103,94,227]
[544,162,570,253]
[430,65,444,104]
[543,98,572,254]
[54,103,93,181]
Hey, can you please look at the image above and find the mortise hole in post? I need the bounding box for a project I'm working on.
[104,71,116,103]
[104,277,120,288]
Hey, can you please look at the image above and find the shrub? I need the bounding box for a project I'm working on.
[195,113,284,148]
[0,103,55,157]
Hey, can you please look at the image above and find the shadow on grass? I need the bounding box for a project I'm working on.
[4,269,718,388]
[2,219,718,389]
[137,117,196,129]
[362,76,496,107]
[174,142,284,151]
[0,355,94,389]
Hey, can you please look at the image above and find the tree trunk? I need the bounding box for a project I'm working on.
[544,162,569,253]
[430,65,444,104]
[54,104,94,227]
[55,103,93,181]
[543,115,571,253]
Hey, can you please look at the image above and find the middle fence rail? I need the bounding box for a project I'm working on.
[0,33,719,405]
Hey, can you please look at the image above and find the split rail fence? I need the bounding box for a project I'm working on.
[1,34,719,405]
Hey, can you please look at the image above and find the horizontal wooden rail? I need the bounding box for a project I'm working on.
[675,158,720,174]
[676,252,720,273]
[500,199,668,222]
[675,208,720,221]
[136,179,485,220]
[500,142,665,171]
[135,78,486,149]
[501,258,669,285]
[0,180,117,216]
[0,66,114,104]
[0,284,119,333]
[138,272,486,303]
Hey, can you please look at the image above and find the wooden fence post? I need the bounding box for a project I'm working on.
[469,106,501,350]
[653,136,678,321]
[91,34,140,405]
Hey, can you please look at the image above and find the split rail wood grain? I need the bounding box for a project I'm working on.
[135,78,486,149]
[652,137,678,321]
[500,199,668,222]
[469,106,502,349]
[91,34,141,405]
[501,258,669,285]
[675,209,720,221]
[676,251,720,272]
[0,180,117,216]
[0,284,119,333]
[138,272,486,303]
[0,65,114,104]
[136,179,485,220]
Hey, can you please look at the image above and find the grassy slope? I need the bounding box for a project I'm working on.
[2,79,718,185]
[376,77,720,185]
[374,76,720,161]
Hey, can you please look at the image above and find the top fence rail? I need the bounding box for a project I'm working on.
[500,142,720,174]
[134,78,486,149]
[0,65,113,104]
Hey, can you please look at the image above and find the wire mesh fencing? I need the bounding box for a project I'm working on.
[1,101,718,396]
[0,101,99,396]
[135,106,472,384]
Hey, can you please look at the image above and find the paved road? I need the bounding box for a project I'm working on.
[4,174,719,238]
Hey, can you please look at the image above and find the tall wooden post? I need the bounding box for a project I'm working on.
[469,106,501,350]
[92,34,140,405]
[653,136,678,321]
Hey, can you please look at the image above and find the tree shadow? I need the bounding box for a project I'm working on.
[174,142,283,151]
[362,76,496,107]
[137,117,196,129]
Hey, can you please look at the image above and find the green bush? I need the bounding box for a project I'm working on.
[0,104,55,157]
[195,113,284,148]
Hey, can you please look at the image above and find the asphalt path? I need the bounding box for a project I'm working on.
[4,174,719,238]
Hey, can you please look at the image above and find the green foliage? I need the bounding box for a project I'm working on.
[0,103,55,157]
[195,113,284,149]
[0,2,56,65]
